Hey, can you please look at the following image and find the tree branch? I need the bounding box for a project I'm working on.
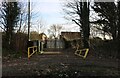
[72,19,82,28]
[0,26,6,31]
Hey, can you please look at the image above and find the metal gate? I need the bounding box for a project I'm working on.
[47,39,65,49]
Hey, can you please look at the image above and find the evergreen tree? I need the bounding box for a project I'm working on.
[92,2,118,40]
[0,0,20,49]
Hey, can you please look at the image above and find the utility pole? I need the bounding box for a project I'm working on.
[28,0,30,41]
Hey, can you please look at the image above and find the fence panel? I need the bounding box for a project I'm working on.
[47,39,65,49]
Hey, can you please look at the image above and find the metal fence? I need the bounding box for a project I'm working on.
[46,39,65,49]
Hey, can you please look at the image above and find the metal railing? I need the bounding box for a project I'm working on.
[28,46,37,58]
[75,46,89,59]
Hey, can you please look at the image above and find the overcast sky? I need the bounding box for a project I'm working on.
[0,0,80,33]
[25,0,80,33]
[33,0,65,25]
[18,0,79,33]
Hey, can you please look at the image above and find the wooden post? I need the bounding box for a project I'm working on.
[28,0,30,41]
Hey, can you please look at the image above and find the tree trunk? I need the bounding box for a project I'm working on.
[117,2,120,58]
[111,27,117,41]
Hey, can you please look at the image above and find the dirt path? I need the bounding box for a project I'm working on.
[2,50,119,76]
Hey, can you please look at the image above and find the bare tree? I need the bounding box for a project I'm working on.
[48,24,63,39]
[63,0,90,48]
[16,2,40,33]
[48,24,63,48]
[17,2,28,33]
[33,18,46,34]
